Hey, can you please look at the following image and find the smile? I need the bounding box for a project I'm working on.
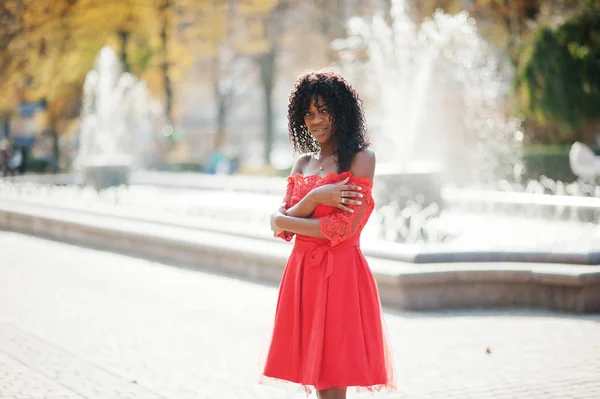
[312,128,327,134]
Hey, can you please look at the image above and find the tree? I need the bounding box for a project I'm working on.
[516,6,600,142]
[412,0,589,63]
[405,0,599,145]
[181,0,283,156]
[249,0,349,164]
[158,0,175,127]
[0,0,107,170]
[0,0,203,167]
[254,2,289,165]
[0,0,293,168]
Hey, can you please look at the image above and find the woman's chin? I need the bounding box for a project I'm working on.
[313,134,332,145]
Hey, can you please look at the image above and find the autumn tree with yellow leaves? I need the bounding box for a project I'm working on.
[0,0,289,169]
[0,0,169,168]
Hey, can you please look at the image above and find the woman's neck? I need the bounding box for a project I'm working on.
[318,143,336,158]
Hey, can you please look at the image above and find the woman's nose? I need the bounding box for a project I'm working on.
[311,113,324,124]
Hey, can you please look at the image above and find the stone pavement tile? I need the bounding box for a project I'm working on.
[0,323,164,399]
[1,231,600,399]
[0,351,82,399]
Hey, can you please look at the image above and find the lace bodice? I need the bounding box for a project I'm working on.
[278,171,374,247]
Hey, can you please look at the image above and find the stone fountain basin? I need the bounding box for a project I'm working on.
[3,171,600,264]
[77,164,130,190]
[0,180,599,266]
[374,162,444,207]
[0,199,598,313]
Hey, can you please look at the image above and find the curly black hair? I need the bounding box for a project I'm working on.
[287,71,370,173]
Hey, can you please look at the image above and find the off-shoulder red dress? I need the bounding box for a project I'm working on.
[261,171,396,394]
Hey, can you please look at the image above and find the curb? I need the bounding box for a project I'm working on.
[1,203,599,313]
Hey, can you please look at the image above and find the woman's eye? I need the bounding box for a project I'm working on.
[321,109,329,114]
[304,112,311,116]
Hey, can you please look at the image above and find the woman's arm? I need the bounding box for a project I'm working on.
[285,176,363,218]
[277,155,363,219]
[271,176,361,238]
[270,154,311,238]
[274,215,324,238]
[273,149,376,239]
[284,193,319,218]
[276,154,311,214]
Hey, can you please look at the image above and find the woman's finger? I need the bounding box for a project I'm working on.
[342,184,363,192]
[341,191,363,198]
[339,196,362,205]
[335,177,350,185]
[337,203,354,212]
[338,196,361,207]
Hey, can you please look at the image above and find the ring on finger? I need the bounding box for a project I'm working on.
[340,198,345,204]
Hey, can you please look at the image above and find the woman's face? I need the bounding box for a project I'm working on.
[304,95,334,146]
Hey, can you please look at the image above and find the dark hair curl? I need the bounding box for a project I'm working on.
[287,71,370,173]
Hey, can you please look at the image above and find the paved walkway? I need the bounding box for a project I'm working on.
[0,230,599,399]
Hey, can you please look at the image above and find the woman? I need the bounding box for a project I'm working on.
[261,71,396,398]
[0,139,16,177]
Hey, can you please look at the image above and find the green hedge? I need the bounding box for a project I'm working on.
[522,145,599,182]
[151,162,205,173]
[516,9,600,136]
[25,157,54,174]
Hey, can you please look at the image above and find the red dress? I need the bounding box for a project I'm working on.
[261,171,396,394]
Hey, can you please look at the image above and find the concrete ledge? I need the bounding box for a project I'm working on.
[1,204,599,313]
[5,173,600,265]
[410,249,600,265]
[364,241,600,265]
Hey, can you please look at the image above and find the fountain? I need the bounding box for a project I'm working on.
[74,46,165,190]
[322,0,600,260]
[335,2,522,183]
[0,4,597,263]
[0,4,598,313]
[331,0,523,212]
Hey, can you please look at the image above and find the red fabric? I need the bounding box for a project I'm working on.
[276,176,296,241]
[263,171,396,394]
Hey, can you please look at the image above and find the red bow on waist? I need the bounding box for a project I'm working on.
[294,236,360,279]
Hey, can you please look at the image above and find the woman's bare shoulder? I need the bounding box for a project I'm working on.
[290,153,313,176]
[350,148,376,179]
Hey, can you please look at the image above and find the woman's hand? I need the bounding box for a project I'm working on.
[307,176,364,212]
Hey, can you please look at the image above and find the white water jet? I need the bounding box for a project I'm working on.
[333,0,523,184]
[74,46,166,189]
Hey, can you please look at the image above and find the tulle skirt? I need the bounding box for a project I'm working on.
[259,235,396,395]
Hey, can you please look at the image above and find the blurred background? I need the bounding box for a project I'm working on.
[1,4,600,397]
[0,0,598,180]
[1,0,600,250]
